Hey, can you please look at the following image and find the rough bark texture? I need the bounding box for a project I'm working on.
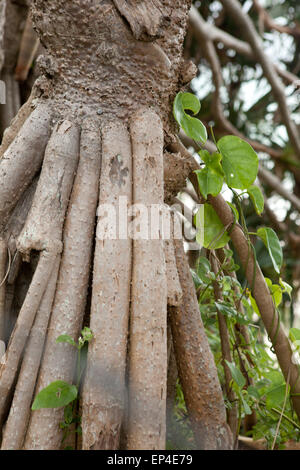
[0,0,232,451]
[82,120,132,450]
[0,104,52,230]
[24,118,101,450]
[170,239,233,450]
[30,0,191,137]
[0,238,7,341]
[127,110,167,450]
[165,238,182,307]
[1,256,60,450]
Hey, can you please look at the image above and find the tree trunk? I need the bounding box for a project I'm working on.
[0,0,232,450]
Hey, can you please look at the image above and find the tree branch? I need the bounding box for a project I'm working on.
[219,0,300,158]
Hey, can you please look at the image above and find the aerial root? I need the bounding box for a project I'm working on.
[17,119,80,258]
[25,117,102,450]
[126,109,167,450]
[0,104,52,231]
[0,251,56,428]
[165,236,182,308]
[0,119,80,434]
[0,86,38,159]
[82,119,132,451]
[0,238,7,341]
[1,256,61,450]
[170,238,233,450]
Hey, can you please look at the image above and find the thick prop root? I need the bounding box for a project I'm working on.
[0,86,37,159]
[0,119,79,432]
[170,239,233,450]
[0,251,56,428]
[24,118,101,450]
[0,238,7,341]
[0,104,52,230]
[165,237,182,308]
[127,109,167,450]
[1,256,61,450]
[82,120,132,450]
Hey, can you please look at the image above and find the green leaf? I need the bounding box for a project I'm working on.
[215,301,238,318]
[225,360,246,389]
[195,151,224,198]
[265,384,287,409]
[240,394,252,415]
[195,203,230,250]
[80,327,93,344]
[265,278,282,307]
[56,335,77,347]
[257,227,283,274]
[173,92,207,143]
[289,328,300,347]
[247,185,264,215]
[247,385,260,400]
[191,269,202,289]
[279,278,292,298]
[249,292,260,315]
[32,381,78,410]
[217,136,259,190]
[197,256,213,283]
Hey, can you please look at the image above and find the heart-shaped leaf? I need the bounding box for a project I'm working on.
[195,203,230,249]
[257,227,283,274]
[217,135,258,190]
[195,150,224,198]
[173,92,207,143]
[247,185,264,215]
[32,381,78,410]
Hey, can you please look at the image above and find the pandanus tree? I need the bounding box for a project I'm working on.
[0,0,300,451]
[0,0,233,450]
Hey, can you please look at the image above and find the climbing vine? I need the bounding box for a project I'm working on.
[173,91,300,449]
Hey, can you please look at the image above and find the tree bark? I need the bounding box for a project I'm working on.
[170,239,233,449]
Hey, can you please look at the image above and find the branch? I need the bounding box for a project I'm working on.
[189,18,284,160]
[219,0,300,158]
[189,5,299,86]
[258,166,300,213]
[252,0,300,39]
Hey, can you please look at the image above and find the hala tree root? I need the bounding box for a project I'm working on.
[0,238,7,341]
[0,251,56,427]
[24,118,101,450]
[1,256,61,450]
[0,0,238,451]
[82,119,132,451]
[0,104,52,230]
[127,109,167,450]
[170,238,233,450]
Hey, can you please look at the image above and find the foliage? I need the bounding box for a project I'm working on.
[31,327,93,447]
[171,90,300,449]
